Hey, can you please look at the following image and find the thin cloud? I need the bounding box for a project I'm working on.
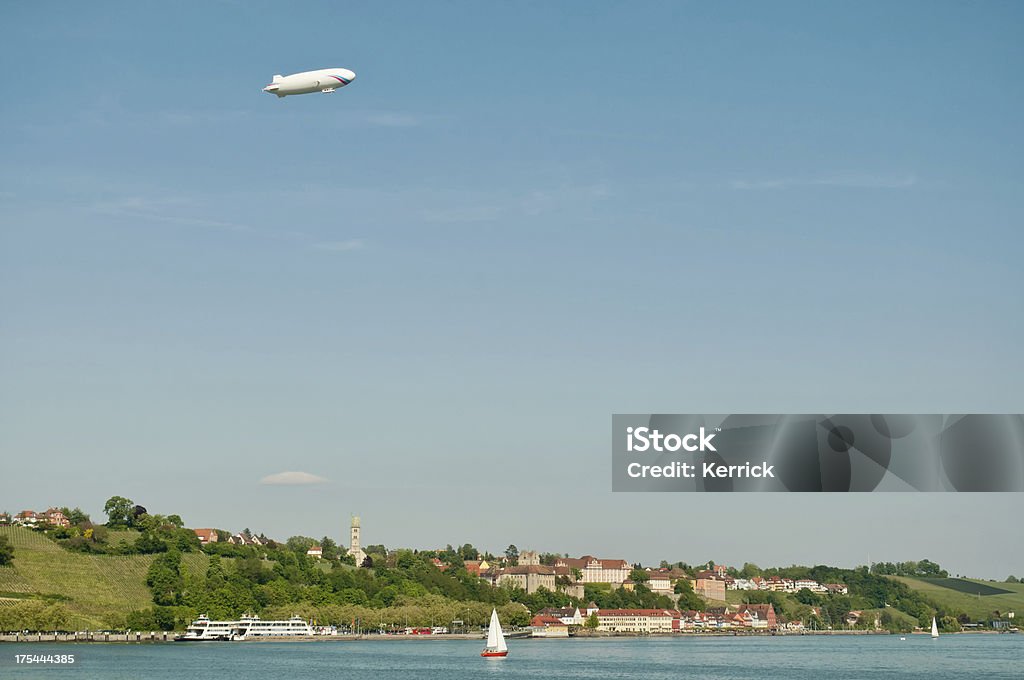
[259,471,329,486]
[91,197,250,232]
[731,174,918,190]
[421,205,503,223]
[314,239,365,252]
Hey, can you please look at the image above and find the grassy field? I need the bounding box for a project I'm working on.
[894,576,1024,620]
[0,526,209,629]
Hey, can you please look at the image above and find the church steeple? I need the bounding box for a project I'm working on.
[347,514,367,566]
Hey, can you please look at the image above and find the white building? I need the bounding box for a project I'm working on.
[554,556,631,585]
[597,609,676,634]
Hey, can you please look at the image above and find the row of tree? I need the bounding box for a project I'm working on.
[869,560,948,578]
[0,601,71,632]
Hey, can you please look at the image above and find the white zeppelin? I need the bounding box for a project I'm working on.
[263,68,357,98]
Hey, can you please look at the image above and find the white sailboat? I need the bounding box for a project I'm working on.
[931,616,939,639]
[481,608,509,658]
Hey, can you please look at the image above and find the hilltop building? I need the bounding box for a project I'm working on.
[192,528,219,545]
[483,565,557,594]
[463,559,491,576]
[554,556,631,584]
[347,515,367,565]
[691,577,726,601]
[519,550,540,566]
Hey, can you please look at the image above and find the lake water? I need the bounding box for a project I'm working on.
[2,635,1021,679]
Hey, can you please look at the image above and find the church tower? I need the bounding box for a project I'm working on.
[347,515,367,566]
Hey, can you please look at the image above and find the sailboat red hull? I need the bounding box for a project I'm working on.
[481,650,508,657]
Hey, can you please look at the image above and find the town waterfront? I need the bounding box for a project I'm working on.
[4,635,1021,679]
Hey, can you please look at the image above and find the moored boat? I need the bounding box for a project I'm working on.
[175,614,317,641]
[174,615,232,641]
[231,614,314,640]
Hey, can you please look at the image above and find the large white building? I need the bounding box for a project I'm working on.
[597,609,677,633]
[554,556,631,584]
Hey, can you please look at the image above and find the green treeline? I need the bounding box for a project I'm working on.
[0,496,993,634]
[128,542,681,631]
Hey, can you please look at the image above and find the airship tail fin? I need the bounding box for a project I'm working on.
[272,74,283,83]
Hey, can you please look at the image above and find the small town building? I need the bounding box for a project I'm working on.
[518,550,541,566]
[537,606,584,625]
[485,565,557,594]
[692,577,726,601]
[529,615,569,637]
[228,533,264,546]
[14,510,39,526]
[735,604,777,629]
[193,528,219,545]
[554,556,631,585]
[43,508,70,528]
[596,609,677,634]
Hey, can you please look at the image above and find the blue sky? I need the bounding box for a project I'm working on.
[1,2,1022,578]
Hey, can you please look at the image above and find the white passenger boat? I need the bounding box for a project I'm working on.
[231,614,314,640]
[176,614,315,641]
[174,615,233,641]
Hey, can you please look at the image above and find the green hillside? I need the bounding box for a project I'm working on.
[894,576,1024,621]
[0,526,207,629]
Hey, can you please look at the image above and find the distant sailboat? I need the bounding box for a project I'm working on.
[481,608,509,658]
[931,617,939,639]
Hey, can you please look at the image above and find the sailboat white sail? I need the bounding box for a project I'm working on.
[481,608,508,657]
[931,616,939,638]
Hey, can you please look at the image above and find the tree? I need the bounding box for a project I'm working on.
[205,555,226,589]
[739,563,761,578]
[146,549,183,605]
[505,545,519,566]
[321,537,339,560]
[104,496,135,528]
[286,536,317,553]
[134,532,168,554]
[585,612,599,629]
[60,507,91,526]
[629,568,650,583]
[91,525,109,544]
[795,588,820,605]
[674,578,704,611]
[0,536,13,566]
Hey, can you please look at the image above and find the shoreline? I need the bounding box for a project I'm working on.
[2,629,1014,644]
